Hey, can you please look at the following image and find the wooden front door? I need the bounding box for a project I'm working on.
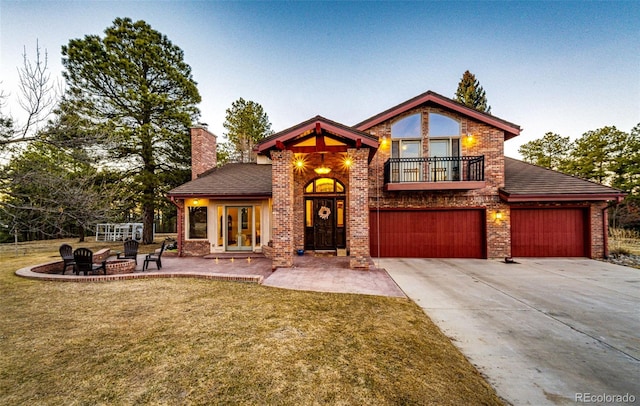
[303,178,346,251]
[313,198,335,250]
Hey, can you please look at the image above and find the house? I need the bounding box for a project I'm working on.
[167,90,625,269]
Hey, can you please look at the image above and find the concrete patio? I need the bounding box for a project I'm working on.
[16,253,406,298]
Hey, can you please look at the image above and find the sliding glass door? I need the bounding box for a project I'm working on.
[226,206,253,251]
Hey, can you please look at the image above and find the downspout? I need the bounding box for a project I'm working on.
[169,196,183,257]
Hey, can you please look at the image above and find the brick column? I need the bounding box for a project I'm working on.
[271,150,294,269]
[486,203,511,259]
[590,202,607,259]
[173,198,185,256]
[348,148,370,269]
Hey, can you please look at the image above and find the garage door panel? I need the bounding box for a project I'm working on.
[511,208,588,257]
[370,209,485,258]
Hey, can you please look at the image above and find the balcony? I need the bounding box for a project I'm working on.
[383,156,486,191]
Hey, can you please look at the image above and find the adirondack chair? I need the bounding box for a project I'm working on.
[143,241,166,271]
[117,239,139,264]
[73,248,107,276]
[59,244,75,275]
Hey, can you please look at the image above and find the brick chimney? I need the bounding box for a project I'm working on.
[190,124,217,180]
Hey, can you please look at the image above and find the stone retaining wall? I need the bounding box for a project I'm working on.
[31,258,135,275]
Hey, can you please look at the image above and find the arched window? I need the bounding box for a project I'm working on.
[429,113,460,137]
[391,114,421,138]
[304,178,345,194]
[391,114,421,159]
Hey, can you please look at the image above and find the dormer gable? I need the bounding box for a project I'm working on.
[355,90,521,140]
[256,115,379,161]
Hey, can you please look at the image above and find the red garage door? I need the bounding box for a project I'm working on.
[369,209,485,258]
[511,208,589,257]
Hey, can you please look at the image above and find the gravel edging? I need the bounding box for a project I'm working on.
[603,253,640,269]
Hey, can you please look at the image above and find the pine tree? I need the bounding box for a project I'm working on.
[455,70,491,114]
[60,18,201,243]
[222,98,273,163]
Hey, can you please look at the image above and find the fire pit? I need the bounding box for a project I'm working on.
[104,259,136,275]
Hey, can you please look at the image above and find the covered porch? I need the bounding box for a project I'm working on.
[256,116,380,269]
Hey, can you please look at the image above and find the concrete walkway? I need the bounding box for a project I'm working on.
[16,254,405,298]
[265,255,405,297]
[381,258,640,405]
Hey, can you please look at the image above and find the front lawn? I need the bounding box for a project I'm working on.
[0,239,502,405]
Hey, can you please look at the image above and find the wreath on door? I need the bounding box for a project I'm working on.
[318,206,331,220]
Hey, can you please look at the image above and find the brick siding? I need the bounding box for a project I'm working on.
[183,240,211,256]
[365,106,510,258]
[590,202,607,258]
[292,153,350,252]
[190,126,217,180]
[348,148,371,268]
[271,150,294,268]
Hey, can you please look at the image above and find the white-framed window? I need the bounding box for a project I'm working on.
[188,206,208,239]
[391,113,422,159]
[428,113,461,181]
[391,114,422,181]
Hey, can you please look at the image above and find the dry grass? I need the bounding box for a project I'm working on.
[609,228,640,256]
[0,239,502,405]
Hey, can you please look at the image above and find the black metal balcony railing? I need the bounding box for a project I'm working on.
[384,156,485,184]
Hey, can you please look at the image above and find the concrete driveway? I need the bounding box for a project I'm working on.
[380,258,640,406]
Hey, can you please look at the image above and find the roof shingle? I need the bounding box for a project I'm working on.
[167,163,272,197]
[168,157,625,203]
[501,157,625,201]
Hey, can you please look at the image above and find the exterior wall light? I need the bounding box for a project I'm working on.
[465,132,474,146]
[193,199,199,206]
[343,155,353,169]
[293,155,307,173]
[495,210,503,220]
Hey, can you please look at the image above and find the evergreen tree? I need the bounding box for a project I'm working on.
[0,141,117,242]
[518,132,572,171]
[60,18,201,243]
[565,126,629,186]
[222,98,273,163]
[455,70,491,114]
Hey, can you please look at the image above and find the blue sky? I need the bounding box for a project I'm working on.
[1,0,638,157]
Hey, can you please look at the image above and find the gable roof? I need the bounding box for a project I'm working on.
[355,90,521,140]
[167,163,272,199]
[500,157,626,202]
[257,115,379,156]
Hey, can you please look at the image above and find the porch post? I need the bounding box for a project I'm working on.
[348,148,370,269]
[270,150,294,269]
[173,198,185,257]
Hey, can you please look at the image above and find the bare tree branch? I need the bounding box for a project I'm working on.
[0,41,61,148]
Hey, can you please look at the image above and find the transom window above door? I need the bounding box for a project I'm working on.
[305,178,345,194]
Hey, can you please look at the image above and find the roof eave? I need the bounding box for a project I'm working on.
[257,116,378,154]
[167,193,272,200]
[499,190,627,203]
